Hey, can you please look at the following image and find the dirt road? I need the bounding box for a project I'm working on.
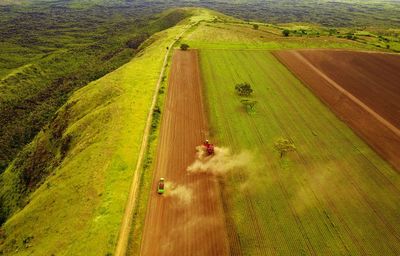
[114,27,192,256]
[274,50,400,170]
[139,50,230,256]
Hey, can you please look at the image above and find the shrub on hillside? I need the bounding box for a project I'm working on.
[126,34,149,49]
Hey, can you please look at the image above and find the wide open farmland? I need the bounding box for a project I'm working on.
[274,50,400,170]
[200,49,400,255]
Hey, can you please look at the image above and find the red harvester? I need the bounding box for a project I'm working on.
[203,139,214,155]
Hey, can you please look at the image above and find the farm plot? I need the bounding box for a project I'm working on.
[139,50,229,256]
[200,49,400,255]
[274,50,400,171]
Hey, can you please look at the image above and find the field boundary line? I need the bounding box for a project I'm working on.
[292,51,400,138]
[114,24,192,256]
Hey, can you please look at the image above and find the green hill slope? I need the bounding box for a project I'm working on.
[0,8,215,255]
[0,2,189,174]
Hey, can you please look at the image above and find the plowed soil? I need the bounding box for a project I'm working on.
[274,50,400,170]
[139,50,230,256]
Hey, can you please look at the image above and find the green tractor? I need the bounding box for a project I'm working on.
[157,178,165,194]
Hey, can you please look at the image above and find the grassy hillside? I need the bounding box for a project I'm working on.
[0,3,189,173]
[0,8,213,255]
[200,49,400,255]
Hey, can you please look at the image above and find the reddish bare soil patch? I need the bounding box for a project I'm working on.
[139,50,230,256]
[274,50,400,171]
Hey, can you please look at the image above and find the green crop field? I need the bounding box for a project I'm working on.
[199,49,400,255]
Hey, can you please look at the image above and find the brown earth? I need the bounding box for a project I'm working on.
[139,50,230,256]
[274,50,400,171]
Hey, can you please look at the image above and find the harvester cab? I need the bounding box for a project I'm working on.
[203,139,215,155]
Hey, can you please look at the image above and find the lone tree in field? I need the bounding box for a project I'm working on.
[282,29,290,37]
[241,99,258,113]
[180,43,190,51]
[274,138,296,158]
[235,82,253,97]
[253,24,259,30]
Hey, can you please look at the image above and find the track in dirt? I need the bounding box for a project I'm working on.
[139,50,230,256]
[274,50,400,171]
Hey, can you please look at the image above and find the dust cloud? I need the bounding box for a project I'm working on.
[164,181,193,205]
[187,146,253,175]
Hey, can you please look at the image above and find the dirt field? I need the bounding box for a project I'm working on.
[274,50,400,171]
[139,50,230,256]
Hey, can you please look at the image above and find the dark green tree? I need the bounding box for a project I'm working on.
[180,43,189,50]
[282,29,290,37]
[235,82,253,97]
